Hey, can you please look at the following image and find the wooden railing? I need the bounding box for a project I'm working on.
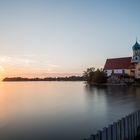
[83,110,140,140]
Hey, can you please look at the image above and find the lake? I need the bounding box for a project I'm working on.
[0,81,140,140]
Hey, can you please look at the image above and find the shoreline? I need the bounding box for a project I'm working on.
[2,76,84,82]
[86,82,140,86]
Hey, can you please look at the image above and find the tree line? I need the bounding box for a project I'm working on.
[3,76,84,81]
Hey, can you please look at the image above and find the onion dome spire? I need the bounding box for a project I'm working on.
[132,38,140,50]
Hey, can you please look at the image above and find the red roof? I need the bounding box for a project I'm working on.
[104,57,134,70]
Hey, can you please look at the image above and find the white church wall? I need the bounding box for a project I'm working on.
[105,69,128,77]
[114,69,123,74]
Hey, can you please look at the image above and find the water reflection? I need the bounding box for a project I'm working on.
[0,82,140,139]
[85,85,140,119]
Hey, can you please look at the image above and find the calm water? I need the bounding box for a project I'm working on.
[0,82,140,140]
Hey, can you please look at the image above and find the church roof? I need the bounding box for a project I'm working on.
[132,41,140,50]
[104,57,134,70]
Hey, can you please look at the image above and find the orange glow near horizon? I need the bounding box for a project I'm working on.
[0,66,83,79]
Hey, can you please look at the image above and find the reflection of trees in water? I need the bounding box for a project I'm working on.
[85,85,140,96]
[84,85,107,93]
[84,85,140,110]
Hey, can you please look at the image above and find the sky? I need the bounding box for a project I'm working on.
[0,0,140,78]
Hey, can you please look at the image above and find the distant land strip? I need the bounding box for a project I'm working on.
[3,76,84,82]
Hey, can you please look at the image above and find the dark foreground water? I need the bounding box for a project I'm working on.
[0,82,140,140]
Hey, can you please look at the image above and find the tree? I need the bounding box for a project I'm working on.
[83,67,107,85]
[83,67,95,83]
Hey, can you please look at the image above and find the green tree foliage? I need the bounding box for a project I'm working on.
[83,67,107,85]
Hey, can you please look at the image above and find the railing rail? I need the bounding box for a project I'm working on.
[83,110,140,140]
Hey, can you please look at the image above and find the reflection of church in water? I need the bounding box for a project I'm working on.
[104,40,140,79]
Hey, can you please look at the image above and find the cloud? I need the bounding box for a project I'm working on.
[0,55,61,74]
[49,64,60,68]
[0,56,37,66]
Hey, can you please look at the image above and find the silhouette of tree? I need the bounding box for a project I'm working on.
[83,67,107,85]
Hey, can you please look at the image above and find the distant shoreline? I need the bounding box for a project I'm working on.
[2,76,84,82]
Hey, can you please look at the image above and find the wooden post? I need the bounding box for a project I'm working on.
[107,125,112,140]
[131,113,135,139]
[112,122,117,140]
[134,112,138,137]
[101,127,107,140]
[116,120,121,140]
[136,111,139,127]
[138,111,140,126]
[124,116,129,139]
[136,111,139,137]
[128,115,132,139]
[120,118,125,140]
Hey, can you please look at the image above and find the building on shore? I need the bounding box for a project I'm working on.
[104,40,140,79]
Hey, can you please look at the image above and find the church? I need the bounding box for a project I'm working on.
[104,40,140,79]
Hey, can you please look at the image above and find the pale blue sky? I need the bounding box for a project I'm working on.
[0,0,140,76]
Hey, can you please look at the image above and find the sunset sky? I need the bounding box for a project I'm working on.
[0,0,140,78]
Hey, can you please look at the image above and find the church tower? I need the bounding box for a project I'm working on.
[131,40,140,63]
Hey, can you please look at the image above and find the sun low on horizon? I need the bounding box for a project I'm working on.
[1,1,140,140]
[0,0,140,79]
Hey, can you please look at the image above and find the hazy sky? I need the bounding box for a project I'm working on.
[0,0,140,77]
